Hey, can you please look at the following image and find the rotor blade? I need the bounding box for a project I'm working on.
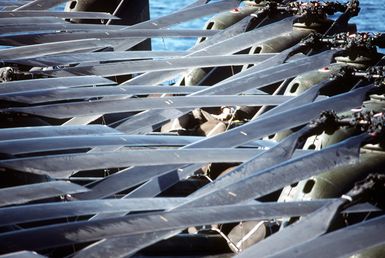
[186,11,256,53]
[218,45,304,85]
[130,0,240,30]
[0,198,187,227]
[0,28,217,46]
[322,3,358,36]
[0,39,116,60]
[181,0,210,10]
[77,85,374,200]
[121,163,212,199]
[237,198,384,257]
[0,127,273,150]
[0,16,66,25]
[0,28,217,45]
[267,214,385,258]
[13,0,69,10]
[0,76,115,95]
[0,134,234,155]
[0,0,29,5]
[255,78,333,120]
[0,4,20,8]
[7,50,188,66]
[0,23,126,36]
[117,50,336,134]
[0,125,121,141]
[0,251,47,258]
[113,0,241,51]
[0,11,118,20]
[0,201,333,253]
[0,132,275,155]
[0,85,210,104]
[190,124,314,198]
[0,149,284,177]
[182,134,368,209]
[124,16,296,85]
[36,54,275,77]
[236,199,346,258]
[6,95,292,119]
[343,202,382,213]
[0,181,88,207]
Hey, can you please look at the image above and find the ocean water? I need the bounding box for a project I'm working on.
[149,0,385,51]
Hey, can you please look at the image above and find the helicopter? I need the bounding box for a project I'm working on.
[0,0,384,257]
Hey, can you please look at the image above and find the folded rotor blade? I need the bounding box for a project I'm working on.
[190,124,314,198]
[114,0,241,51]
[37,54,275,77]
[13,0,69,10]
[255,78,333,120]
[0,125,121,141]
[0,85,210,104]
[6,95,292,119]
[0,28,216,45]
[183,133,367,209]
[0,16,65,25]
[267,214,385,258]
[121,163,213,199]
[237,199,346,258]
[0,198,187,227]
[0,76,115,95]
[0,134,222,155]
[0,181,88,207]
[0,39,116,60]
[322,3,358,36]
[76,199,351,258]
[0,11,118,20]
[0,251,47,258]
[218,45,304,85]
[7,50,187,66]
[0,201,331,253]
[0,0,29,5]
[129,0,240,30]
[0,149,274,177]
[0,23,125,36]
[187,12,256,53]
[0,32,201,47]
[182,0,210,9]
